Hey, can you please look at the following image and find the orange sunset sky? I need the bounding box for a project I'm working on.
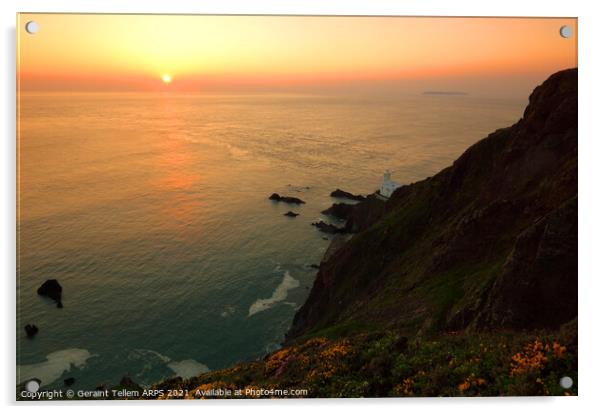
[17,14,577,97]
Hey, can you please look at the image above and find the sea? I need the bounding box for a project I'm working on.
[17,91,525,390]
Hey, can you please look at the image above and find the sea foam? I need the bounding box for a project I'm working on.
[131,349,210,380]
[167,359,210,379]
[18,348,94,387]
[248,271,300,316]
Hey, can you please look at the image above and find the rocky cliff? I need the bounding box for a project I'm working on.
[288,68,577,340]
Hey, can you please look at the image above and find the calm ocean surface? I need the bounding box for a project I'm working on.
[17,92,525,389]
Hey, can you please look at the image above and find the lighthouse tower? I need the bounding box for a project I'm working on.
[384,170,392,183]
[380,170,401,199]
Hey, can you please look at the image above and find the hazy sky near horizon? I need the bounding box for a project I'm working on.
[17,14,577,98]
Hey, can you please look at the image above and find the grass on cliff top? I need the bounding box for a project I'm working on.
[151,321,577,399]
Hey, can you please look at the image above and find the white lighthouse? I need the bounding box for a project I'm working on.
[379,170,402,199]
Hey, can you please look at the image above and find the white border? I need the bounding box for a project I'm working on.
[2,1,600,413]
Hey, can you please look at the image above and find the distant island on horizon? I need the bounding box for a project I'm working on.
[422,91,469,96]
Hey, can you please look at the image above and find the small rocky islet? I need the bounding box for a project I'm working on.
[24,324,38,338]
[268,193,305,204]
[330,188,366,201]
[37,279,63,308]
[26,279,64,341]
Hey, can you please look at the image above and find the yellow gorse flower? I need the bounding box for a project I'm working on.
[402,378,414,395]
[458,373,487,393]
[510,339,566,376]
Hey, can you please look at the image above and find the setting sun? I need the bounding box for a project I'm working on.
[162,74,172,84]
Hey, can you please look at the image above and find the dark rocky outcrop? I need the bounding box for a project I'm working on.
[269,193,305,204]
[321,203,355,220]
[37,279,63,308]
[64,377,75,387]
[284,211,299,217]
[311,221,347,234]
[342,195,387,233]
[24,324,38,338]
[466,196,577,331]
[330,189,366,201]
[288,68,577,341]
[321,195,387,233]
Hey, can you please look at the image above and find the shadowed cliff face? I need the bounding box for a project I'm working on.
[288,68,577,341]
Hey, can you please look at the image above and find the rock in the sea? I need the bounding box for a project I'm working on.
[269,193,305,204]
[330,189,366,201]
[64,377,75,387]
[25,324,38,338]
[37,279,63,308]
[311,221,346,234]
[284,211,299,217]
